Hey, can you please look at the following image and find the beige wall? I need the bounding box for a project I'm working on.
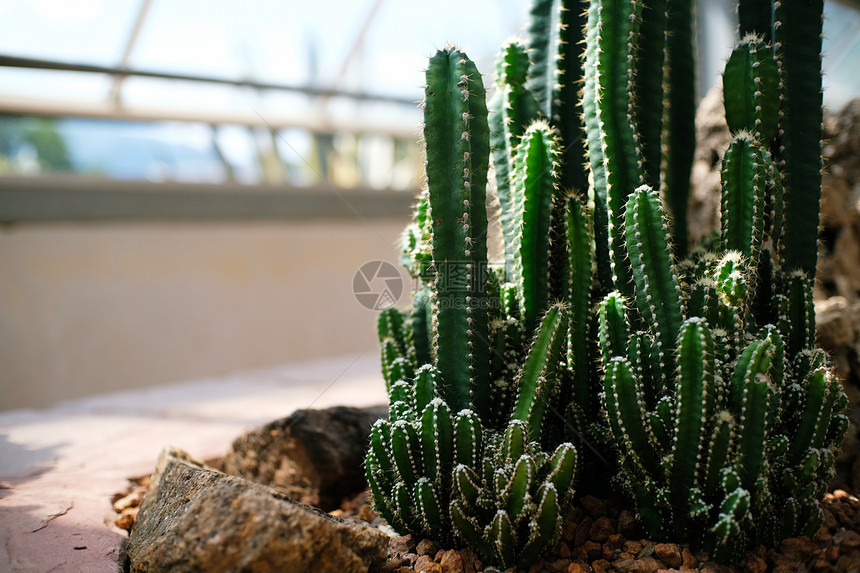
[0,218,409,411]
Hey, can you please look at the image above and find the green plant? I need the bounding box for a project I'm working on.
[365,46,584,568]
[592,0,847,562]
[366,0,846,568]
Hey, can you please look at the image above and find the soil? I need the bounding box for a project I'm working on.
[113,475,860,573]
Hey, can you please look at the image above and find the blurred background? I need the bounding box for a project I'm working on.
[1,0,858,411]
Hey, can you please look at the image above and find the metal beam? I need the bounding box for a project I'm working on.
[109,0,155,104]
[0,95,418,139]
[0,176,416,223]
[0,54,416,106]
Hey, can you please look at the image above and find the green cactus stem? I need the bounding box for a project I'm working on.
[526,0,589,194]
[424,48,491,414]
[508,121,562,331]
[489,40,539,272]
[634,0,668,190]
[720,133,768,275]
[723,36,780,146]
[624,185,683,385]
[511,303,570,441]
[772,0,824,278]
[582,0,643,294]
[663,0,696,256]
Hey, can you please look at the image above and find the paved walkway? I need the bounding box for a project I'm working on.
[0,354,387,572]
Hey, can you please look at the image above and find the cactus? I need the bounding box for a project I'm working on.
[365,46,582,568]
[593,0,845,559]
[366,0,845,568]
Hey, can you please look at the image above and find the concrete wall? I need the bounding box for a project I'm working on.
[0,218,410,411]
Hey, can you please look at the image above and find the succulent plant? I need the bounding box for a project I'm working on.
[366,0,846,568]
[366,46,584,568]
[592,0,846,562]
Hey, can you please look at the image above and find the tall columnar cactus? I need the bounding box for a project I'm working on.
[366,47,582,568]
[368,0,846,568]
[593,0,846,561]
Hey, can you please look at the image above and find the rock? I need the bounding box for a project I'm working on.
[414,554,440,572]
[575,517,593,547]
[580,495,608,517]
[681,547,698,569]
[417,539,439,556]
[127,446,389,573]
[743,551,767,573]
[613,556,661,573]
[654,543,682,569]
[589,516,614,543]
[835,529,860,550]
[567,561,592,573]
[617,509,639,538]
[439,549,464,573]
[220,404,387,510]
[391,534,417,556]
[778,536,818,562]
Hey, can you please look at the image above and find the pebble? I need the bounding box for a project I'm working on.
[580,495,608,518]
[590,516,614,543]
[417,539,439,556]
[654,543,681,569]
[257,488,860,573]
[439,549,463,573]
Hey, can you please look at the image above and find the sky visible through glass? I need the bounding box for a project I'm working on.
[0,0,856,183]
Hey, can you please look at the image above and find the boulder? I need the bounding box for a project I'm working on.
[126,446,389,573]
[220,404,386,510]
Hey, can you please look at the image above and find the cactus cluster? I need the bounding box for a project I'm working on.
[365,0,847,568]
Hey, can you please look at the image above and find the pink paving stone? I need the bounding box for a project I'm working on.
[0,355,387,572]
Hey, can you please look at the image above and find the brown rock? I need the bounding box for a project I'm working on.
[624,540,643,555]
[459,547,479,573]
[617,510,640,538]
[654,543,682,569]
[547,558,572,572]
[417,538,439,556]
[605,534,625,552]
[613,556,662,573]
[590,516,614,543]
[562,520,579,544]
[127,446,388,573]
[415,554,444,572]
[440,549,464,573]
[580,495,608,517]
[220,404,387,510]
[591,559,611,573]
[743,552,767,573]
[549,542,567,560]
[681,548,698,569]
[835,529,860,550]
[582,540,603,561]
[114,507,138,531]
[779,536,819,561]
[836,555,860,572]
[391,534,417,556]
[576,517,594,547]
[568,561,592,573]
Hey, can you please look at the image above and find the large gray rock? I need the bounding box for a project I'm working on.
[126,446,389,573]
[220,404,387,510]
